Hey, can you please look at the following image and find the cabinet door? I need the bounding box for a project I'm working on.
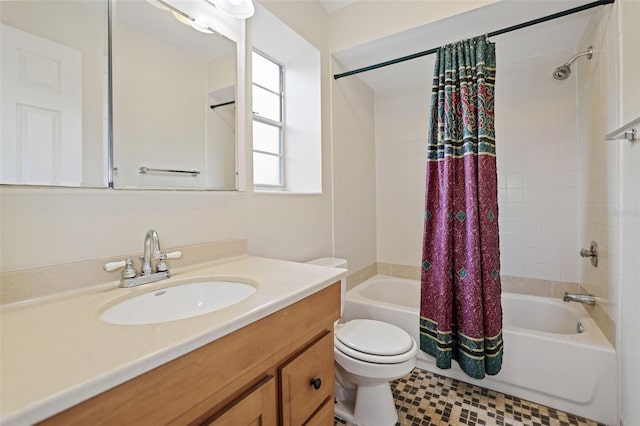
[304,398,334,426]
[204,375,276,426]
[280,332,334,426]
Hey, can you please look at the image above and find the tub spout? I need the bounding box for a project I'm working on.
[563,292,596,306]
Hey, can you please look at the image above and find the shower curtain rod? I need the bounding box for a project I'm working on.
[333,0,614,80]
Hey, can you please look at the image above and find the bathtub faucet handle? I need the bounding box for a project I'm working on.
[579,241,598,267]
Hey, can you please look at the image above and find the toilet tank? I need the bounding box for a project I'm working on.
[305,258,348,314]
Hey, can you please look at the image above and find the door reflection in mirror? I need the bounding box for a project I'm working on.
[0,0,108,187]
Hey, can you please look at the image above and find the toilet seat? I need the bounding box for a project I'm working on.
[335,319,416,364]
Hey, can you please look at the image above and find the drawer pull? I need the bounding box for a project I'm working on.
[310,378,322,390]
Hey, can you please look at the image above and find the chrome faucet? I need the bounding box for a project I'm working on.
[104,229,182,288]
[141,229,162,276]
[563,292,596,306]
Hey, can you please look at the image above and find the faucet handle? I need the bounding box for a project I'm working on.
[165,251,182,259]
[104,259,127,272]
[155,251,182,273]
[104,258,137,279]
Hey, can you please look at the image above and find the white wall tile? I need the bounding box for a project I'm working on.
[540,263,562,281]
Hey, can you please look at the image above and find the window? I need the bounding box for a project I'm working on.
[252,6,322,193]
[252,50,284,187]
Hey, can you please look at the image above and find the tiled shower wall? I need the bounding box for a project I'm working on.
[375,84,430,268]
[495,49,580,283]
[576,5,620,342]
[332,59,378,275]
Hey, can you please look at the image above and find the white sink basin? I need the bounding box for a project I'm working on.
[100,281,256,325]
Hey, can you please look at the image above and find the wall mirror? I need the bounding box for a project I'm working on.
[112,0,239,190]
[1,0,239,190]
[1,0,109,187]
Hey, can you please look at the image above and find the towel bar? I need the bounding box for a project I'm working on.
[138,166,200,176]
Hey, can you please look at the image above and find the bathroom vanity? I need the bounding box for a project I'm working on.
[42,283,339,425]
[0,253,345,426]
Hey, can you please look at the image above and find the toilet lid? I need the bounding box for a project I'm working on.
[336,319,414,356]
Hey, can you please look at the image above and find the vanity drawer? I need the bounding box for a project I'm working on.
[280,331,334,426]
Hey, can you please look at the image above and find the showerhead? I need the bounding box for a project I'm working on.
[553,64,572,80]
[552,45,593,81]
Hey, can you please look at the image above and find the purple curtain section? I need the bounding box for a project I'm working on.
[419,36,503,379]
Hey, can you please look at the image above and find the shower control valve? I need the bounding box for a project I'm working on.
[579,241,598,267]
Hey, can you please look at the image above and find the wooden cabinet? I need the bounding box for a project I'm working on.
[304,399,335,426]
[40,282,340,426]
[205,376,276,426]
[280,332,333,425]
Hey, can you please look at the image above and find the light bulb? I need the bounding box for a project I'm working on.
[212,0,254,19]
[172,11,192,26]
[191,21,214,34]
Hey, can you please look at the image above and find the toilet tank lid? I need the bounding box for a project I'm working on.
[306,257,348,269]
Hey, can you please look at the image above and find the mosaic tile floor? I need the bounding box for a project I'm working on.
[334,368,606,426]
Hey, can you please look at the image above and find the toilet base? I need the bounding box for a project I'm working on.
[334,398,356,424]
[334,382,398,426]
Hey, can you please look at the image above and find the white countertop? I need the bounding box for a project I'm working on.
[0,255,347,426]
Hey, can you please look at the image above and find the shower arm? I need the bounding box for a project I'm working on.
[564,46,593,66]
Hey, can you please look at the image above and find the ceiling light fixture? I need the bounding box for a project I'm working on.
[210,0,254,19]
[191,20,214,34]
[149,0,221,34]
[170,10,217,34]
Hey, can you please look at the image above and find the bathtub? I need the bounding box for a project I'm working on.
[343,275,617,425]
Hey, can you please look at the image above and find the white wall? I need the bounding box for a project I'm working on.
[331,60,377,274]
[207,83,237,190]
[285,51,322,193]
[576,4,620,336]
[0,1,334,273]
[113,20,209,188]
[617,1,640,424]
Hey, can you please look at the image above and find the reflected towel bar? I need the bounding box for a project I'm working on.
[139,166,200,176]
[210,100,235,109]
[606,117,639,142]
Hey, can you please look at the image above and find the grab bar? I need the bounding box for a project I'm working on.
[606,116,639,142]
[138,166,200,177]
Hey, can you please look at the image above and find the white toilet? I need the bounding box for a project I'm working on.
[306,258,417,426]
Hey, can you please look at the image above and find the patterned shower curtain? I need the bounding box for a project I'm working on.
[419,35,503,380]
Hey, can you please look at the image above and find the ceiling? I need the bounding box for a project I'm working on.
[115,0,236,62]
[332,0,600,93]
[318,0,359,14]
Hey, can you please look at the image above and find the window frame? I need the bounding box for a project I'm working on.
[252,49,285,189]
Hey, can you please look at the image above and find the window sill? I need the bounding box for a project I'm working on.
[254,189,322,196]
